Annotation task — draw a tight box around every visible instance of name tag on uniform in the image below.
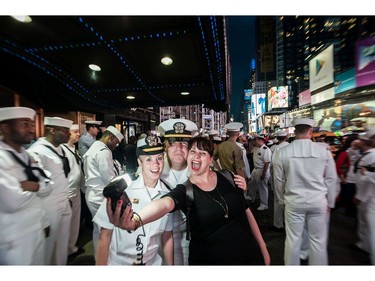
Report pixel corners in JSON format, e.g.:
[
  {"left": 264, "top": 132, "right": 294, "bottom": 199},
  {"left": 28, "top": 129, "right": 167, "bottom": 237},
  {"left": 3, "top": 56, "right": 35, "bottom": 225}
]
[{"left": 131, "top": 198, "right": 139, "bottom": 204}]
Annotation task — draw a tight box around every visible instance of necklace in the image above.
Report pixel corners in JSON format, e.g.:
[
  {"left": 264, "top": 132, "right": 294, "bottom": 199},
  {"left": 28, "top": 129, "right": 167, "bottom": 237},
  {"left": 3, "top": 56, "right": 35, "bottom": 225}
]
[{"left": 205, "top": 187, "right": 229, "bottom": 219}]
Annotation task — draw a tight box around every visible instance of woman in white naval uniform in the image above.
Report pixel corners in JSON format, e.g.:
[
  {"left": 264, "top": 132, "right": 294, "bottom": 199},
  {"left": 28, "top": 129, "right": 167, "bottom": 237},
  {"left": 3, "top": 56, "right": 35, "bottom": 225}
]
[
  {"left": 0, "top": 107, "right": 52, "bottom": 265},
  {"left": 94, "top": 136, "right": 174, "bottom": 265},
  {"left": 27, "top": 116, "right": 73, "bottom": 265},
  {"left": 158, "top": 118, "right": 198, "bottom": 265}
]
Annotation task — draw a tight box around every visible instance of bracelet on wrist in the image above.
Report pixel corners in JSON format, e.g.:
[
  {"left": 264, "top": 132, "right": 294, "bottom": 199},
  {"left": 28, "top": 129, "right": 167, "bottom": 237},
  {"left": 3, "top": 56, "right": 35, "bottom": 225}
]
[{"left": 127, "top": 213, "right": 142, "bottom": 233}]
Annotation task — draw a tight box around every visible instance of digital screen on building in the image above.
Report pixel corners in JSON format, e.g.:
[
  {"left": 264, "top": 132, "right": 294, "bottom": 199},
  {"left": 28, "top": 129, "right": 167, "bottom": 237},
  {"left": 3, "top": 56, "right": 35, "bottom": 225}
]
[
  {"left": 250, "top": 93, "right": 266, "bottom": 121},
  {"left": 267, "top": 86, "right": 289, "bottom": 111},
  {"left": 244, "top": 89, "right": 252, "bottom": 100}
]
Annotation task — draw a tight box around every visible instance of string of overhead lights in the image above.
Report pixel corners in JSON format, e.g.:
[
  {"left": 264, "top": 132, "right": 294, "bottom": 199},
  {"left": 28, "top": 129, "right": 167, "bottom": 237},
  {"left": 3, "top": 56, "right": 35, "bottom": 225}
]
[
  {"left": 78, "top": 16, "right": 165, "bottom": 104},
  {"left": 0, "top": 38, "right": 109, "bottom": 107}
]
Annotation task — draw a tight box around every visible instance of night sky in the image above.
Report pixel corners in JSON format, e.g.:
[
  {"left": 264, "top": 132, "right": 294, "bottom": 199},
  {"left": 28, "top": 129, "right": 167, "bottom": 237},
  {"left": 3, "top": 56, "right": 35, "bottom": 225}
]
[{"left": 227, "top": 16, "right": 255, "bottom": 121}]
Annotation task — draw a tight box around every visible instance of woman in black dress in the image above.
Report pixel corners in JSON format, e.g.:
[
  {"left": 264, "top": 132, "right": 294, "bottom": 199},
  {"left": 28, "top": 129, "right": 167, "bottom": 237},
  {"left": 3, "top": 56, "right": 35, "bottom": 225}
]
[{"left": 107, "top": 136, "right": 270, "bottom": 265}]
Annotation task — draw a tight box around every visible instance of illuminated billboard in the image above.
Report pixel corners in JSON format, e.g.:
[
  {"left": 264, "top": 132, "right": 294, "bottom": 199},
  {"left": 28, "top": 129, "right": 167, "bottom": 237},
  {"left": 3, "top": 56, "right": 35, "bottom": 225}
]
[
  {"left": 355, "top": 36, "right": 375, "bottom": 87},
  {"left": 267, "top": 86, "right": 289, "bottom": 111},
  {"left": 244, "top": 89, "right": 252, "bottom": 100},
  {"left": 250, "top": 93, "right": 266, "bottom": 121}
]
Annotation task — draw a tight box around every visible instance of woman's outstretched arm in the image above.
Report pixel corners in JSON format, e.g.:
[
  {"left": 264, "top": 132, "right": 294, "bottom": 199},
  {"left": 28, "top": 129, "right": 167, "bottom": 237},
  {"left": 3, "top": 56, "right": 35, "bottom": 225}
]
[{"left": 106, "top": 196, "right": 176, "bottom": 230}]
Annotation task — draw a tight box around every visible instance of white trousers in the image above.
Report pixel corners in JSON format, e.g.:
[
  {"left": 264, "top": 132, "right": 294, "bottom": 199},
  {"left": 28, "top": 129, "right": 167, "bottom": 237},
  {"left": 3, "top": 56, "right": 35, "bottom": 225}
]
[
  {"left": 43, "top": 198, "right": 72, "bottom": 265},
  {"left": 68, "top": 189, "right": 81, "bottom": 255},
  {"left": 366, "top": 196, "right": 375, "bottom": 265},
  {"left": 249, "top": 168, "right": 270, "bottom": 207},
  {"left": 356, "top": 202, "right": 370, "bottom": 251},
  {"left": 284, "top": 205, "right": 329, "bottom": 265},
  {"left": 0, "top": 228, "right": 45, "bottom": 265},
  {"left": 270, "top": 173, "right": 284, "bottom": 228}
]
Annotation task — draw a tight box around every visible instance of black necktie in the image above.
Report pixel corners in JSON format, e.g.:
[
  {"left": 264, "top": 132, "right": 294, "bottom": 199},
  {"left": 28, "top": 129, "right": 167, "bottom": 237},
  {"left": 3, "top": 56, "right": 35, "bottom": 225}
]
[
  {"left": 63, "top": 144, "right": 84, "bottom": 175},
  {"left": 43, "top": 145, "right": 71, "bottom": 178},
  {"left": 7, "top": 150, "right": 50, "bottom": 182}
]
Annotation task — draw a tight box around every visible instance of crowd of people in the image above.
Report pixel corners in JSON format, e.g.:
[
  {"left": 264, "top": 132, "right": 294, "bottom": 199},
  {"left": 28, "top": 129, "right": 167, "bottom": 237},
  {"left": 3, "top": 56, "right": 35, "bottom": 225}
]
[{"left": 1, "top": 105, "right": 375, "bottom": 266}]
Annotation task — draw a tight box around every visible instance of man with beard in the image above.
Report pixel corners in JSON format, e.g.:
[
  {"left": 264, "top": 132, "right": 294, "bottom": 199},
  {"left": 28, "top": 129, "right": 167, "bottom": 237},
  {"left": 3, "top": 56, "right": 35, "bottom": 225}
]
[{"left": 0, "top": 107, "right": 52, "bottom": 265}]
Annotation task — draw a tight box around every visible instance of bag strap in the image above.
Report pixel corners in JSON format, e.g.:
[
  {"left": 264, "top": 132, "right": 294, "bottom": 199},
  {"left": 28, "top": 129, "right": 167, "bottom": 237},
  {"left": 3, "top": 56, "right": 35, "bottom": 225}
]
[
  {"left": 160, "top": 178, "right": 173, "bottom": 191},
  {"left": 218, "top": 169, "right": 236, "bottom": 188},
  {"left": 184, "top": 179, "right": 194, "bottom": 241}
]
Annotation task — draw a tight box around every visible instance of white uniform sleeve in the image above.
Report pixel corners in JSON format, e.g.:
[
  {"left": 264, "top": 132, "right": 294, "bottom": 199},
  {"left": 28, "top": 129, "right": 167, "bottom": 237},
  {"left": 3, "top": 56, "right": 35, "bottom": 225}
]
[
  {"left": 324, "top": 150, "right": 339, "bottom": 208},
  {"left": 273, "top": 150, "right": 285, "bottom": 205},
  {"left": 97, "top": 149, "right": 116, "bottom": 186},
  {"left": 93, "top": 199, "right": 115, "bottom": 230}
]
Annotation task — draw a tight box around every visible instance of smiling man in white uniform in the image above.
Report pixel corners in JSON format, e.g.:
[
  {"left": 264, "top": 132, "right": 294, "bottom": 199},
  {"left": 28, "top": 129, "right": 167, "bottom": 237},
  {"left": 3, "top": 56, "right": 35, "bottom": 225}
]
[
  {"left": 273, "top": 118, "right": 338, "bottom": 265},
  {"left": 158, "top": 118, "right": 198, "bottom": 265}
]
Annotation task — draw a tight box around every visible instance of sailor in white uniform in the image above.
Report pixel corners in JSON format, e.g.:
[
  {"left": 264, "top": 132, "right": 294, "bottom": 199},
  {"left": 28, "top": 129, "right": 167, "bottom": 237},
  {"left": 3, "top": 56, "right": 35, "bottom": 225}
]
[
  {"left": 158, "top": 118, "right": 198, "bottom": 265},
  {"left": 273, "top": 118, "right": 339, "bottom": 265},
  {"left": 0, "top": 107, "right": 52, "bottom": 265},
  {"left": 83, "top": 125, "right": 124, "bottom": 257},
  {"left": 354, "top": 129, "right": 375, "bottom": 264},
  {"left": 28, "top": 116, "right": 74, "bottom": 265},
  {"left": 61, "top": 124, "right": 85, "bottom": 256},
  {"left": 270, "top": 130, "right": 289, "bottom": 231},
  {"left": 78, "top": 120, "right": 102, "bottom": 156},
  {"left": 94, "top": 135, "right": 173, "bottom": 265}
]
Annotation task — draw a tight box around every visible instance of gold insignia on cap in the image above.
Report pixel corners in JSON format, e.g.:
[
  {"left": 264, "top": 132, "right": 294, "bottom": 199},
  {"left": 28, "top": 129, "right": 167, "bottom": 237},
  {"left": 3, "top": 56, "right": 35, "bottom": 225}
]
[
  {"left": 131, "top": 198, "right": 139, "bottom": 204},
  {"left": 173, "top": 122, "right": 185, "bottom": 134},
  {"left": 145, "top": 136, "right": 159, "bottom": 147}
]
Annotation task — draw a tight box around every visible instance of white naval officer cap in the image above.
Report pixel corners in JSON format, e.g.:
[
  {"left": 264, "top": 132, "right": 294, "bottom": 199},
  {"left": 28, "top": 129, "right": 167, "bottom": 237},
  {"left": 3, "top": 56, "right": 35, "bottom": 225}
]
[
  {"left": 85, "top": 120, "right": 102, "bottom": 126},
  {"left": 158, "top": 118, "right": 198, "bottom": 140},
  {"left": 359, "top": 129, "right": 375, "bottom": 141},
  {"left": 44, "top": 116, "right": 73, "bottom": 128},
  {"left": 208, "top": 130, "right": 219, "bottom": 136},
  {"left": 105, "top": 125, "right": 124, "bottom": 142},
  {"left": 224, "top": 122, "right": 243, "bottom": 132},
  {"left": 0, "top": 106, "right": 35, "bottom": 122},
  {"left": 254, "top": 134, "right": 266, "bottom": 140},
  {"left": 70, "top": 124, "right": 80, "bottom": 131},
  {"left": 291, "top": 118, "right": 314, "bottom": 127},
  {"left": 275, "top": 130, "right": 288, "bottom": 137},
  {"left": 136, "top": 135, "right": 164, "bottom": 157}
]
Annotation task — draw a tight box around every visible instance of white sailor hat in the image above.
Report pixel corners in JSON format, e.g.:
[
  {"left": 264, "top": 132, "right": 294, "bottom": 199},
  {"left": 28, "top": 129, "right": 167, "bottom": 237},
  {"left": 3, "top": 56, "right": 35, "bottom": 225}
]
[
  {"left": 275, "top": 130, "right": 288, "bottom": 137},
  {"left": 70, "top": 124, "right": 80, "bottom": 131},
  {"left": 136, "top": 135, "right": 164, "bottom": 156},
  {"left": 208, "top": 130, "right": 219, "bottom": 136},
  {"left": 105, "top": 125, "right": 124, "bottom": 142},
  {"left": 267, "top": 140, "right": 273, "bottom": 146},
  {"left": 0, "top": 106, "right": 35, "bottom": 122},
  {"left": 85, "top": 120, "right": 102, "bottom": 126},
  {"left": 224, "top": 122, "right": 243, "bottom": 132},
  {"left": 213, "top": 136, "right": 222, "bottom": 143},
  {"left": 158, "top": 118, "right": 198, "bottom": 140},
  {"left": 291, "top": 118, "right": 314, "bottom": 127},
  {"left": 254, "top": 134, "right": 266, "bottom": 140},
  {"left": 359, "top": 129, "right": 375, "bottom": 141},
  {"left": 44, "top": 117, "right": 73, "bottom": 128}
]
